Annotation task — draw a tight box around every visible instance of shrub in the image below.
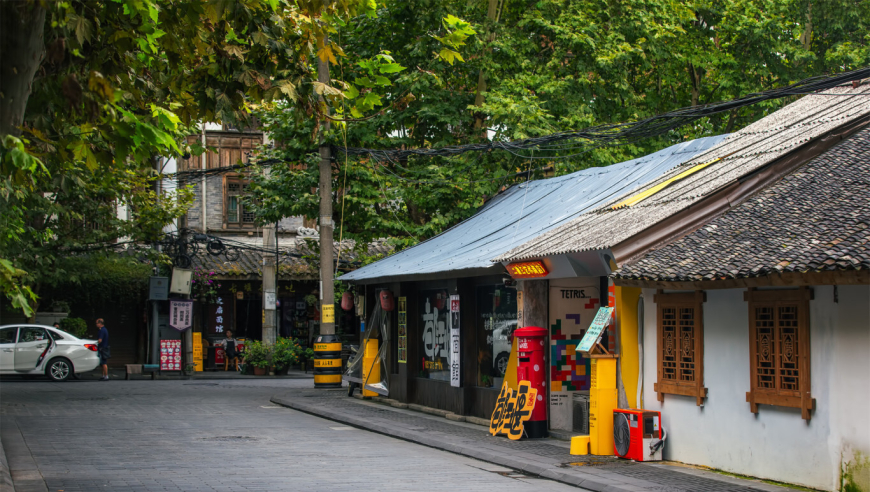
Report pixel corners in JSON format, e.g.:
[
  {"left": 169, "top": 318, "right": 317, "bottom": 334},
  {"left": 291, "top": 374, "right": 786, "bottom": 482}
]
[
  {"left": 59, "top": 317, "right": 88, "bottom": 339},
  {"left": 243, "top": 340, "right": 272, "bottom": 369}
]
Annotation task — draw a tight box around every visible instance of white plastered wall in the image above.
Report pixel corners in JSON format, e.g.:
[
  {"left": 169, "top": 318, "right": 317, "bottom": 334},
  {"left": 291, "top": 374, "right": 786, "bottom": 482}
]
[{"left": 640, "top": 285, "right": 870, "bottom": 491}]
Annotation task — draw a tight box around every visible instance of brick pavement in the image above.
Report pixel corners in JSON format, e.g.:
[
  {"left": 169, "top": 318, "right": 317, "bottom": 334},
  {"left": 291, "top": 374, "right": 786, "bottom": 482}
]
[
  {"left": 0, "top": 377, "right": 583, "bottom": 492},
  {"left": 271, "top": 389, "right": 801, "bottom": 492}
]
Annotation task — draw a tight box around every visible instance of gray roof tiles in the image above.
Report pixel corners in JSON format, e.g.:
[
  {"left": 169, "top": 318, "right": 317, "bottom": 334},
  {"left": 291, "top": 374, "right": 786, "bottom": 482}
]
[
  {"left": 495, "top": 83, "right": 870, "bottom": 262},
  {"left": 614, "top": 126, "right": 870, "bottom": 282}
]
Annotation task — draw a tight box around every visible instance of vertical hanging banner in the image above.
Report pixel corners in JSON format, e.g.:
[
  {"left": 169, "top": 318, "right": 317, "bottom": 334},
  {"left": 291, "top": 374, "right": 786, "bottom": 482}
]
[
  {"left": 169, "top": 300, "right": 193, "bottom": 331},
  {"left": 398, "top": 297, "right": 407, "bottom": 363},
  {"left": 449, "top": 295, "right": 461, "bottom": 387}
]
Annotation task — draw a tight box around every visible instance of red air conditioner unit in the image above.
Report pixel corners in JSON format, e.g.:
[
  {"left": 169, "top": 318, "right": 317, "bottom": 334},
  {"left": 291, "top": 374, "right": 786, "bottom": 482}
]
[{"left": 613, "top": 409, "right": 665, "bottom": 461}]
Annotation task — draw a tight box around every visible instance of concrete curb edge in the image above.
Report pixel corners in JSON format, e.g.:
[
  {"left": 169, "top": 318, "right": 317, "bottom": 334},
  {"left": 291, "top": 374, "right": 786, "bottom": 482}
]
[{"left": 0, "top": 425, "right": 13, "bottom": 491}]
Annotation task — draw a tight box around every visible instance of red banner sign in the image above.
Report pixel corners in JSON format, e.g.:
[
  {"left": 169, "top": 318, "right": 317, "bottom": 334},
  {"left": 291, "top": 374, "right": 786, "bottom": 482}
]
[{"left": 506, "top": 261, "right": 549, "bottom": 278}]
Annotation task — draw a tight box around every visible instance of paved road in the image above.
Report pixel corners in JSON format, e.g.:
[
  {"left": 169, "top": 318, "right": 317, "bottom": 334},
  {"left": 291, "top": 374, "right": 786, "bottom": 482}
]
[{"left": 0, "top": 377, "right": 583, "bottom": 492}]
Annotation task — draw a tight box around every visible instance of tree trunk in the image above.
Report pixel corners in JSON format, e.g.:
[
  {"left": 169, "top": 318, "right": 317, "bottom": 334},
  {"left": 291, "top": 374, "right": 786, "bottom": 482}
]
[
  {"left": 472, "top": 0, "right": 500, "bottom": 131},
  {"left": 0, "top": 1, "right": 46, "bottom": 137}
]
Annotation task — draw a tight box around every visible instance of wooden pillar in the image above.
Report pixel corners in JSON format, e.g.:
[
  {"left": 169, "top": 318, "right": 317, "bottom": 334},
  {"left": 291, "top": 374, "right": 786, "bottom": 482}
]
[{"left": 521, "top": 279, "right": 548, "bottom": 328}]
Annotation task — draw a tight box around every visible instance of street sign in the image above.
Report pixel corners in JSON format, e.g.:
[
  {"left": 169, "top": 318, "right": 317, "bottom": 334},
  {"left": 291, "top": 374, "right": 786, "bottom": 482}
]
[{"left": 149, "top": 276, "right": 168, "bottom": 300}]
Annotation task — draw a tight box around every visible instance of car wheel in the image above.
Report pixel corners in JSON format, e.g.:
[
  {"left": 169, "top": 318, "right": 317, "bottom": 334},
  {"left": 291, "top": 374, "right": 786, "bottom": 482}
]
[
  {"left": 495, "top": 352, "right": 510, "bottom": 377},
  {"left": 46, "top": 358, "right": 73, "bottom": 381}
]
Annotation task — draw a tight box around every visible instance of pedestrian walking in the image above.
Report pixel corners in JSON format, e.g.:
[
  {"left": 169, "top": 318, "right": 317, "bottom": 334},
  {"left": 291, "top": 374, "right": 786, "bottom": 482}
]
[
  {"left": 96, "top": 318, "right": 110, "bottom": 380},
  {"left": 218, "top": 330, "right": 239, "bottom": 371}
]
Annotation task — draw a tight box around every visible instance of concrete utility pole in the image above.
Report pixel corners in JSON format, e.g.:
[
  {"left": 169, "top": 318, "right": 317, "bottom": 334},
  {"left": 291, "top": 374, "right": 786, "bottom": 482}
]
[
  {"left": 262, "top": 224, "right": 277, "bottom": 345},
  {"left": 317, "top": 48, "right": 335, "bottom": 337}
]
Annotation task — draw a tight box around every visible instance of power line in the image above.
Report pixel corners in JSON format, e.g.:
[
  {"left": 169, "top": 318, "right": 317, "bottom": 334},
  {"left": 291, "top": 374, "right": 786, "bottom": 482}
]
[{"left": 332, "top": 68, "right": 870, "bottom": 161}]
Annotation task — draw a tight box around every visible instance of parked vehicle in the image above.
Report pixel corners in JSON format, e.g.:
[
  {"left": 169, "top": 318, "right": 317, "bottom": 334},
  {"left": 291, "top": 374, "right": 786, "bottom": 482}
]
[{"left": 0, "top": 324, "right": 100, "bottom": 381}]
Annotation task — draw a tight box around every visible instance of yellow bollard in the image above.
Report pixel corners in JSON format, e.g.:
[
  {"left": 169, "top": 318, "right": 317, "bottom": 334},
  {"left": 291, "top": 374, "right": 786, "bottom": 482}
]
[
  {"left": 570, "top": 435, "right": 590, "bottom": 455},
  {"left": 362, "top": 339, "right": 380, "bottom": 397}
]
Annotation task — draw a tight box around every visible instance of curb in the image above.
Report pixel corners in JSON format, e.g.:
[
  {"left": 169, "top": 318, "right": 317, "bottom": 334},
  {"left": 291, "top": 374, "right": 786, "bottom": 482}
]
[
  {"left": 0, "top": 428, "right": 12, "bottom": 492},
  {"left": 271, "top": 394, "right": 629, "bottom": 492}
]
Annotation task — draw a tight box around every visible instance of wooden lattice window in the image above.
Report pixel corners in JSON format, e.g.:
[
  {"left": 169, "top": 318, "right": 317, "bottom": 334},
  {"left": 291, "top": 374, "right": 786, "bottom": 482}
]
[
  {"left": 654, "top": 290, "right": 707, "bottom": 405},
  {"left": 744, "top": 287, "right": 815, "bottom": 420},
  {"left": 224, "top": 178, "right": 255, "bottom": 229}
]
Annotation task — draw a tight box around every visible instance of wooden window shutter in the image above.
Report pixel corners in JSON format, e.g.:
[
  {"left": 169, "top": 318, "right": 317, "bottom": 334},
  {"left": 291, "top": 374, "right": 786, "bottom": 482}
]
[
  {"left": 653, "top": 290, "right": 708, "bottom": 405},
  {"left": 744, "top": 287, "right": 815, "bottom": 420}
]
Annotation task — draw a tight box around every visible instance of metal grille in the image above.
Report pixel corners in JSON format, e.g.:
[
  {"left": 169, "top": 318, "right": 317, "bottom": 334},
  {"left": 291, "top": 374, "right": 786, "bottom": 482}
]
[
  {"left": 754, "top": 306, "right": 776, "bottom": 389},
  {"left": 661, "top": 307, "right": 677, "bottom": 380},
  {"left": 778, "top": 305, "right": 800, "bottom": 391}
]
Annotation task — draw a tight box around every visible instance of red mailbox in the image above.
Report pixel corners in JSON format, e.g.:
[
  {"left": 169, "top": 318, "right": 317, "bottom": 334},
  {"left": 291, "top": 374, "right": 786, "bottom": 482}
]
[{"left": 515, "top": 326, "right": 548, "bottom": 438}]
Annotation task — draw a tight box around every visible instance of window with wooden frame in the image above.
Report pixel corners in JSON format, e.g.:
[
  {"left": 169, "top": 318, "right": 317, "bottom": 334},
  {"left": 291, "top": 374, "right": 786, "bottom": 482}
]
[
  {"left": 653, "top": 290, "right": 708, "bottom": 405},
  {"left": 224, "top": 177, "right": 255, "bottom": 229},
  {"left": 744, "top": 287, "right": 815, "bottom": 420}
]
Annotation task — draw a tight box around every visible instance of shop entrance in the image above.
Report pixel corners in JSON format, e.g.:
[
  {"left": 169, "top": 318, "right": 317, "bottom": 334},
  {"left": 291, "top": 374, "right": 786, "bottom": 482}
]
[{"left": 234, "top": 299, "right": 262, "bottom": 340}]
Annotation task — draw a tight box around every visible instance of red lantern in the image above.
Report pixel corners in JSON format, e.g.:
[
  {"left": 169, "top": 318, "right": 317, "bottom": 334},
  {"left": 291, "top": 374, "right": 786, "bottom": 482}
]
[
  {"left": 379, "top": 290, "right": 395, "bottom": 312},
  {"left": 341, "top": 291, "right": 354, "bottom": 311}
]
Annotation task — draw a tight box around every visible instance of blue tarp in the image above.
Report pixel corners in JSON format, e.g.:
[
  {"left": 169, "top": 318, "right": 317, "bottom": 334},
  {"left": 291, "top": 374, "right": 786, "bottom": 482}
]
[{"left": 341, "top": 135, "right": 727, "bottom": 281}]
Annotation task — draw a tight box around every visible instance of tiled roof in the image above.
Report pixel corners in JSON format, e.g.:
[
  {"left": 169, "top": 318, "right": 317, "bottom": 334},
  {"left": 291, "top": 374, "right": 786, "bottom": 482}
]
[
  {"left": 191, "top": 238, "right": 392, "bottom": 278},
  {"left": 495, "top": 83, "right": 870, "bottom": 262},
  {"left": 614, "top": 126, "right": 870, "bottom": 282}
]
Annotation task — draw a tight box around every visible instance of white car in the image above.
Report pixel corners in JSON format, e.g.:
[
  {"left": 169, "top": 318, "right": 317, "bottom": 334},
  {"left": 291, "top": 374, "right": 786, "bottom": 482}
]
[{"left": 0, "top": 324, "right": 101, "bottom": 381}]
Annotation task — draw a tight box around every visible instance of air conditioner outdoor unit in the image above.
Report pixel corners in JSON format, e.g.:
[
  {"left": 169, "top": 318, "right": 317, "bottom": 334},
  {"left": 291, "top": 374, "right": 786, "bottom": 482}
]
[{"left": 613, "top": 409, "right": 665, "bottom": 461}]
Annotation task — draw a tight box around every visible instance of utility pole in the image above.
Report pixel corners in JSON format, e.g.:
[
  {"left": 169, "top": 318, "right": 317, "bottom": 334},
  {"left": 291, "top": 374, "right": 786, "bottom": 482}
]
[
  {"left": 312, "top": 36, "right": 341, "bottom": 389},
  {"left": 317, "top": 51, "right": 335, "bottom": 336},
  {"left": 262, "top": 224, "right": 277, "bottom": 345}
]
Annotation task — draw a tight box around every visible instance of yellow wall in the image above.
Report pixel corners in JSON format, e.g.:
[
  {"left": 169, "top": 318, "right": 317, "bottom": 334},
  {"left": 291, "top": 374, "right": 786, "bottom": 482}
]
[{"left": 615, "top": 286, "right": 642, "bottom": 409}]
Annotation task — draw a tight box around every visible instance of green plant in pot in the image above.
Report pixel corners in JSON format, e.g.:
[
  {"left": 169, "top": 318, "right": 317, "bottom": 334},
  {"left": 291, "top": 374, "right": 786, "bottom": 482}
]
[
  {"left": 272, "top": 337, "right": 302, "bottom": 375},
  {"left": 243, "top": 340, "right": 273, "bottom": 376}
]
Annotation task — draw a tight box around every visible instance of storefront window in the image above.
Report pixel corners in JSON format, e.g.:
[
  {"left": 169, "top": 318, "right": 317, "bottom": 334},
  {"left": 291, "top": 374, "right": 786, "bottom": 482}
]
[
  {"left": 418, "top": 289, "right": 450, "bottom": 381},
  {"left": 477, "top": 285, "right": 517, "bottom": 388}
]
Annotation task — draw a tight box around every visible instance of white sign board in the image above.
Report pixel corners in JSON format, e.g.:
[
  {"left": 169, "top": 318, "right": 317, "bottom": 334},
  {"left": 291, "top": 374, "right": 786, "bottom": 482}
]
[
  {"left": 577, "top": 307, "right": 614, "bottom": 353},
  {"left": 169, "top": 300, "right": 193, "bottom": 331},
  {"left": 449, "top": 295, "right": 461, "bottom": 387},
  {"left": 264, "top": 292, "right": 276, "bottom": 311}
]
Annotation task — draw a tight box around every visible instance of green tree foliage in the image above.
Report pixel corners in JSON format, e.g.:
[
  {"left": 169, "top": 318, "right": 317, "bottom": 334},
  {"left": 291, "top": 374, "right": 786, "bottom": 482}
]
[
  {"left": 249, "top": 0, "right": 869, "bottom": 252},
  {"left": 0, "top": 0, "right": 383, "bottom": 314}
]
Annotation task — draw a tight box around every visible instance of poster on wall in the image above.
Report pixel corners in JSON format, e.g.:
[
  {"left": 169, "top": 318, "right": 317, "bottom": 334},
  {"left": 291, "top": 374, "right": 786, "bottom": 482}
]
[
  {"left": 420, "top": 290, "right": 450, "bottom": 381},
  {"left": 398, "top": 297, "right": 407, "bottom": 363},
  {"left": 449, "top": 295, "right": 460, "bottom": 387},
  {"left": 160, "top": 339, "right": 182, "bottom": 371},
  {"left": 169, "top": 300, "right": 193, "bottom": 331},
  {"left": 548, "top": 281, "right": 601, "bottom": 431}
]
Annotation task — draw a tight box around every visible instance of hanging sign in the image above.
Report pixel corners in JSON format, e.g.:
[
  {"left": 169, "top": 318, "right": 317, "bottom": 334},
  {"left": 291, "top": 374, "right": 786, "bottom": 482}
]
[
  {"left": 398, "top": 297, "right": 407, "bottom": 363},
  {"left": 169, "top": 300, "right": 194, "bottom": 331},
  {"left": 489, "top": 381, "right": 538, "bottom": 440},
  {"left": 449, "top": 295, "right": 460, "bottom": 387},
  {"left": 577, "top": 306, "right": 614, "bottom": 353}
]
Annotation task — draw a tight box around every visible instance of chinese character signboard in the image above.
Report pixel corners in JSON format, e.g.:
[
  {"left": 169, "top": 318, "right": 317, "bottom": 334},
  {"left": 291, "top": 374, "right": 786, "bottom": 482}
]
[
  {"left": 160, "top": 339, "right": 182, "bottom": 371},
  {"left": 192, "top": 332, "right": 203, "bottom": 372},
  {"left": 449, "top": 295, "right": 460, "bottom": 387},
  {"left": 398, "top": 297, "right": 407, "bottom": 363},
  {"left": 419, "top": 290, "right": 450, "bottom": 381},
  {"left": 169, "top": 300, "right": 193, "bottom": 331},
  {"left": 489, "top": 381, "right": 538, "bottom": 440},
  {"left": 208, "top": 297, "right": 232, "bottom": 335},
  {"left": 506, "top": 261, "right": 549, "bottom": 278},
  {"left": 577, "top": 306, "right": 614, "bottom": 353}
]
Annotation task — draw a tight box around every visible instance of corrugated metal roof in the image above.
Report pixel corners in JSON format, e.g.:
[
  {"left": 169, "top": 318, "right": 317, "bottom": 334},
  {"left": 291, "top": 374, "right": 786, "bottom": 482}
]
[
  {"left": 496, "top": 83, "right": 870, "bottom": 262},
  {"left": 340, "top": 135, "right": 728, "bottom": 281}
]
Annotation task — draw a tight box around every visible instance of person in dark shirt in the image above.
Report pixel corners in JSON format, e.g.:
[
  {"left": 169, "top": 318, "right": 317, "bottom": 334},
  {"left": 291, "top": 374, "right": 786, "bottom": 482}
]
[{"left": 96, "top": 318, "right": 109, "bottom": 380}]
